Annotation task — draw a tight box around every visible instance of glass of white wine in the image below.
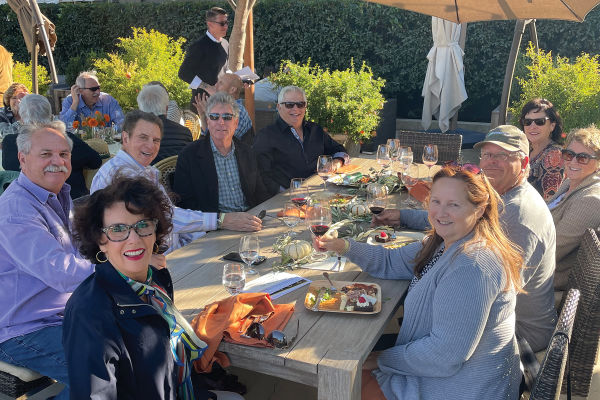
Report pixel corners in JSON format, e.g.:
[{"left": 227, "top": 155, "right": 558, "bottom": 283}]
[
  {"left": 222, "top": 263, "right": 246, "bottom": 295},
  {"left": 239, "top": 235, "right": 260, "bottom": 275}
]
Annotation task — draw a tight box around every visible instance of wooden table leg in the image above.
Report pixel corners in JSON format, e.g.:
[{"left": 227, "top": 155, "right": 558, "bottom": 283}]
[{"left": 318, "top": 351, "right": 361, "bottom": 400}]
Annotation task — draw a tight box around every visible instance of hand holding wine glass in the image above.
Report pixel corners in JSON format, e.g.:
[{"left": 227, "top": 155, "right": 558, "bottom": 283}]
[
  {"left": 306, "top": 203, "right": 332, "bottom": 260},
  {"left": 422, "top": 144, "right": 438, "bottom": 179},
  {"left": 366, "top": 183, "right": 388, "bottom": 215},
  {"left": 239, "top": 235, "right": 260, "bottom": 275},
  {"left": 222, "top": 263, "right": 246, "bottom": 295},
  {"left": 290, "top": 178, "right": 309, "bottom": 208},
  {"left": 316, "top": 155, "right": 333, "bottom": 191}
]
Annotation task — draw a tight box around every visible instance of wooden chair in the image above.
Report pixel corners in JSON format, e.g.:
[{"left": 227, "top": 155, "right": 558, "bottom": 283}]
[
  {"left": 528, "top": 289, "right": 580, "bottom": 400},
  {"left": 182, "top": 110, "right": 202, "bottom": 141},
  {"left": 556, "top": 228, "right": 600, "bottom": 397},
  {"left": 0, "top": 361, "right": 64, "bottom": 399},
  {"left": 396, "top": 131, "right": 463, "bottom": 164},
  {"left": 154, "top": 155, "right": 178, "bottom": 200}
]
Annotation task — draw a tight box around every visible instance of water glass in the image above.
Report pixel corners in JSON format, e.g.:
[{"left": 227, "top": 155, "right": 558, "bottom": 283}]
[
  {"left": 239, "top": 235, "right": 260, "bottom": 275},
  {"left": 376, "top": 144, "right": 391, "bottom": 173},
  {"left": 282, "top": 201, "right": 301, "bottom": 237},
  {"left": 222, "top": 263, "right": 246, "bottom": 295},
  {"left": 316, "top": 155, "right": 333, "bottom": 191}
]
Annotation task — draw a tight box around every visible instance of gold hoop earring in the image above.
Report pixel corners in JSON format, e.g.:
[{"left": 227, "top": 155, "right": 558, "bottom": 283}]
[
  {"left": 153, "top": 243, "right": 159, "bottom": 254},
  {"left": 96, "top": 251, "right": 108, "bottom": 263}
]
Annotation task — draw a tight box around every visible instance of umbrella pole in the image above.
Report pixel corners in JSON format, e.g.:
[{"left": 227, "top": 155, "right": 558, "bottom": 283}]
[
  {"left": 31, "top": 27, "right": 38, "bottom": 94},
  {"left": 243, "top": 9, "right": 255, "bottom": 129},
  {"left": 29, "top": 0, "right": 58, "bottom": 85},
  {"left": 499, "top": 20, "right": 529, "bottom": 126}
]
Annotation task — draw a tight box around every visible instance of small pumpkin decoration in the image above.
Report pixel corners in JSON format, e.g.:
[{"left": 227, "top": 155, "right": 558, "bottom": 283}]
[
  {"left": 283, "top": 240, "right": 312, "bottom": 260},
  {"left": 349, "top": 203, "right": 369, "bottom": 216}
]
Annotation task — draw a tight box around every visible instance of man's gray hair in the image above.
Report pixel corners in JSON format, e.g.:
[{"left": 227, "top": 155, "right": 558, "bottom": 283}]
[
  {"left": 19, "top": 94, "right": 52, "bottom": 124},
  {"left": 278, "top": 85, "right": 307, "bottom": 104},
  {"left": 17, "top": 121, "right": 73, "bottom": 154},
  {"left": 206, "top": 92, "right": 239, "bottom": 119},
  {"left": 75, "top": 71, "right": 98, "bottom": 88},
  {"left": 137, "top": 84, "right": 169, "bottom": 116}
]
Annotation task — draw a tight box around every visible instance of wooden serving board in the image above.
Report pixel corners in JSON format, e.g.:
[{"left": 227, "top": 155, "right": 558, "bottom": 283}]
[{"left": 303, "top": 280, "right": 382, "bottom": 315}]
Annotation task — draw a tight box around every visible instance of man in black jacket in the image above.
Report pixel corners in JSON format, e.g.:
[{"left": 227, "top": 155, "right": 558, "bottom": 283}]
[
  {"left": 178, "top": 7, "right": 229, "bottom": 110},
  {"left": 173, "top": 92, "right": 271, "bottom": 219},
  {"left": 137, "top": 84, "right": 193, "bottom": 164}
]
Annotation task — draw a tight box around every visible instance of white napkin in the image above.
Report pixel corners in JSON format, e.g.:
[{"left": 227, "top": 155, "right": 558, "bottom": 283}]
[{"left": 298, "top": 256, "right": 346, "bottom": 271}]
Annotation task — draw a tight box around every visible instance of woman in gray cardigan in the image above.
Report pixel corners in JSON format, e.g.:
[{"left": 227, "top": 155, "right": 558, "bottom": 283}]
[
  {"left": 317, "top": 166, "right": 523, "bottom": 400},
  {"left": 547, "top": 125, "right": 600, "bottom": 290}
]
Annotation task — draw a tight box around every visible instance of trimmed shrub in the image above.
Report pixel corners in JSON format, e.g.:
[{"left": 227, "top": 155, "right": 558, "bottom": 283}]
[{"left": 12, "top": 61, "right": 50, "bottom": 95}]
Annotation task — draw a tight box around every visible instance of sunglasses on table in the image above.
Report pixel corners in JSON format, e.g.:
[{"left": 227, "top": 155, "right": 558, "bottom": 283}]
[
  {"left": 83, "top": 86, "right": 101, "bottom": 92},
  {"left": 522, "top": 117, "right": 550, "bottom": 126},
  {"left": 208, "top": 113, "right": 234, "bottom": 121},
  {"left": 102, "top": 219, "right": 158, "bottom": 242},
  {"left": 279, "top": 101, "right": 307, "bottom": 109},
  {"left": 243, "top": 319, "right": 300, "bottom": 349},
  {"left": 561, "top": 149, "right": 598, "bottom": 165},
  {"left": 209, "top": 20, "right": 229, "bottom": 26}
]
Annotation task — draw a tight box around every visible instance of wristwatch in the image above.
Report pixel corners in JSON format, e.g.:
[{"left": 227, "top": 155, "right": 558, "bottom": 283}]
[{"left": 217, "top": 212, "right": 226, "bottom": 229}]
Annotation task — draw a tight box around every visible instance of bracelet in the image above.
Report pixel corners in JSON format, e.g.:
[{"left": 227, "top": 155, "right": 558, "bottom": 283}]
[
  {"left": 217, "top": 212, "right": 226, "bottom": 229},
  {"left": 339, "top": 239, "right": 350, "bottom": 255}
]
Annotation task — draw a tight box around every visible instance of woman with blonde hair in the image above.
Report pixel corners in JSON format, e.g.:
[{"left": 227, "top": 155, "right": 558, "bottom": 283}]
[{"left": 317, "top": 165, "right": 523, "bottom": 400}]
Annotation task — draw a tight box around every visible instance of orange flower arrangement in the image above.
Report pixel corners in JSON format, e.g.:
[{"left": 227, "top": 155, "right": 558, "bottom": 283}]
[
  {"left": 72, "top": 121, "right": 80, "bottom": 129},
  {"left": 75, "top": 112, "right": 111, "bottom": 140}
]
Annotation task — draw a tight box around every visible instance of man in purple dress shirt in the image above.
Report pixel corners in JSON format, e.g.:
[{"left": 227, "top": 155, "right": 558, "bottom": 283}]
[
  {"left": 0, "top": 121, "right": 94, "bottom": 398},
  {"left": 59, "top": 70, "right": 125, "bottom": 131}
]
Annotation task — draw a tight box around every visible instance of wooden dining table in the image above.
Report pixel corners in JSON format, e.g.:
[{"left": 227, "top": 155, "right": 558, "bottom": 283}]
[{"left": 168, "top": 158, "right": 431, "bottom": 400}]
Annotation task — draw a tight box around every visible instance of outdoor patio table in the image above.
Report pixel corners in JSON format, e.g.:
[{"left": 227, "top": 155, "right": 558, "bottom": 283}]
[{"left": 168, "top": 157, "right": 430, "bottom": 400}]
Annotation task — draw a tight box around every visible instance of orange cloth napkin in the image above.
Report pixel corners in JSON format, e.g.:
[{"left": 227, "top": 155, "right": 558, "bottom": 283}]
[
  {"left": 191, "top": 292, "right": 295, "bottom": 373},
  {"left": 277, "top": 206, "right": 306, "bottom": 219},
  {"left": 335, "top": 164, "right": 360, "bottom": 173},
  {"left": 408, "top": 180, "right": 431, "bottom": 203}
]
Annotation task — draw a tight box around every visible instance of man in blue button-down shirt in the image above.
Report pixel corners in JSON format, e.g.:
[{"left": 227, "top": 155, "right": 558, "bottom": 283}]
[
  {"left": 0, "top": 121, "right": 95, "bottom": 398},
  {"left": 59, "top": 71, "right": 125, "bottom": 131}
]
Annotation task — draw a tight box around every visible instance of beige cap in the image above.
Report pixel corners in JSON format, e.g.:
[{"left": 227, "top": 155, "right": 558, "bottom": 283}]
[{"left": 473, "top": 125, "right": 529, "bottom": 154}]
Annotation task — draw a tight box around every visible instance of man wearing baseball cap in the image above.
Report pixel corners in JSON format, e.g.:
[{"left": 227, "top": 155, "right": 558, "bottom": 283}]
[{"left": 375, "top": 125, "right": 557, "bottom": 353}]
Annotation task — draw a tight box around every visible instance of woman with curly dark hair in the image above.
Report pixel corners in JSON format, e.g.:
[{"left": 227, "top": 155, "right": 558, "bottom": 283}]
[
  {"left": 63, "top": 174, "right": 243, "bottom": 400},
  {"left": 519, "top": 98, "right": 565, "bottom": 200}
]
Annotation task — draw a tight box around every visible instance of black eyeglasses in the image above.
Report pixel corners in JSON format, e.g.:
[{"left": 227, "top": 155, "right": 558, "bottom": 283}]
[
  {"left": 561, "top": 149, "right": 598, "bottom": 165},
  {"left": 83, "top": 86, "right": 101, "bottom": 92},
  {"left": 209, "top": 20, "right": 229, "bottom": 26},
  {"left": 279, "top": 101, "right": 306, "bottom": 109},
  {"left": 102, "top": 219, "right": 158, "bottom": 242},
  {"left": 208, "top": 113, "right": 234, "bottom": 121},
  {"left": 522, "top": 117, "right": 550, "bottom": 126}
]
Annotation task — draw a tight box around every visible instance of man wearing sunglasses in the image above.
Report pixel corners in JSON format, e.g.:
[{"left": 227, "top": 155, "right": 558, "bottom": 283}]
[
  {"left": 374, "top": 125, "right": 557, "bottom": 353},
  {"left": 254, "top": 85, "right": 349, "bottom": 194},
  {"left": 173, "top": 92, "right": 270, "bottom": 231},
  {"left": 59, "top": 71, "right": 125, "bottom": 131},
  {"left": 178, "top": 7, "right": 230, "bottom": 110}
]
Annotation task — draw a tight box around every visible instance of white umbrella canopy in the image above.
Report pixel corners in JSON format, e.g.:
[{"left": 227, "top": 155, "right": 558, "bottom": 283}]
[
  {"left": 365, "top": 0, "right": 600, "bottom": 23},
  {"left": 421, "top": 17, "right": 467, "bottom": 132}
]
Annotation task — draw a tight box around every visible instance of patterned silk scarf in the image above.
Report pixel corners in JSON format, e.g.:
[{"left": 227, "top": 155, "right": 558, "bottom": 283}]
[{"left": 119, "top": 268, "right": 208, "bottom": 400}]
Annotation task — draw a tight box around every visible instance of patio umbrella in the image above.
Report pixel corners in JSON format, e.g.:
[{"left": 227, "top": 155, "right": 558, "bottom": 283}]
[
  {"left": 7, "top": 0, "right": 56, "bottom": 56},
  {"left": 365, "top": 0, "right": 600, "bottom": 23},
  {"left": 421, "top": 17, "right": 467, "bottom": 132}
]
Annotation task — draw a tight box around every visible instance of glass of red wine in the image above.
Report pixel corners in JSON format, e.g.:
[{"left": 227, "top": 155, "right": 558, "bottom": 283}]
[
  {"left": 289, "top": 178, "right": 309, "bottom": 209},
  {"left": 306, "top": 203, "right": 332, "bottom": 262},
  {"left": 366, "top": 183, "right": 388, "bottom": 216}
]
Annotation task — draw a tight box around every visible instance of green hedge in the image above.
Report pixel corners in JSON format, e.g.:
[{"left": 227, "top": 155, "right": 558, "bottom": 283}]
[{"left": 1, "top": 0, "right": 599, "bottom": 121}]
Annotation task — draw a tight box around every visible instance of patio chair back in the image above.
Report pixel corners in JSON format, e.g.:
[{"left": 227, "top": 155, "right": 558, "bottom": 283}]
[
  {"left": 154, "top": 155, "right": 178, "bottom": 202},
  {"left": 396, "top": 131, "right": 462, "bottom": 164},
  {"left": 529, "top": 288, "right": 580, "bottom": 400},
  {"left": 182, "top": 110, "right": 202, "bottom": 141},
  {"left": 557, "top": 227, "right": 600, "bottom": 397}
]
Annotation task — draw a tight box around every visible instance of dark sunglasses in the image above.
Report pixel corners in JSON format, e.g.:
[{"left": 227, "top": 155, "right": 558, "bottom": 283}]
[
  {"left": 209, "top": 20, "right": 229, "bottom": 26},
  {"left": 208, "top": 112, "right": 234, "bottom": 121},
  {"left": 522, "top": 117, "right": 550, "bottom": 126},
  {"left": 83, "top": 86, "right": 101, "bottom": 92},
  {"left": 443, "top": 161, "right": 482, "bottom": 175},
  {"left": 243, "top": 320, "right": 300, "bottom": 349},
  {"left": 279, "top": 101, "right": 306, "bottom": 109},
  {"left": 561, "top": 149, "right": 598, "bottom": 165}
]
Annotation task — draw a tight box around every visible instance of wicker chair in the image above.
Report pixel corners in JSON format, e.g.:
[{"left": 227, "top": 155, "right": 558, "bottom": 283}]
[
  {"left": 0, "top": 361, "right": 63, "bottom": 399},
  {"left": 182, "top": 109, "right": 202, "bottom": 141},
  {"left": 529, "top": 288, "right": 580, "bottom": 400},
  {"left": 396, "top": 131, "right": 463, "bottom": 164},
  {"left": 154, "top": 155, "right": 178, "bottom": 201},
  {"left": 556, "top": 228, "right": 600, "bottom": 397}
]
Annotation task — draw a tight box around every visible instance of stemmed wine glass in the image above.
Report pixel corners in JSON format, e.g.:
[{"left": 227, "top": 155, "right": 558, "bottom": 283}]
[
  {"left": 401, "top": 163, "right": 420, "bottom": 208},
  {"left": 306, "top": 203, "right": 332, "bottom": 261},
  {"left": 386, "top": 139, "right": 400, "bottom": 170},
  {"left": 397, "top": 146, "right": 413, "bottom": 176},
  {"left": 376, "top": 144, "right": 391, "bottom": 175},
  {"left": 366, "top": 183, "right": 388, "bottom": 216},
  {"left": 281, "top": 201, "right": 301, "bottom": 237},
  {"left": 222, "top": 263, "right": 246, "bottom": 295},
  {"left": 316, "top": 155, "right": 333, "bottom": 191},
  {"left": 422, "top": 144, "right": 438, "bottom": 180},
  {"left": 289, "top": 178, "right": 309, "bottom": 209},
  {"left": 239, "top": 235, "right": 260, "bottom": 275}
]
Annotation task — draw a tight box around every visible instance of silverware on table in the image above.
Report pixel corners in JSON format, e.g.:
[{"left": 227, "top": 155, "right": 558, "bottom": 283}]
[{"left": 322, "top": 272, "right": 337, "bottom": 292}]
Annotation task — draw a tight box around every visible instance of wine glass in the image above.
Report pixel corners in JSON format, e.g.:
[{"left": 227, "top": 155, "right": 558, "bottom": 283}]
[
  {"left": 397, "top": 146, "right": 413, "bottom": 175},
  {"left": 366, "top": 183, "right": 388, "bottom": 216},
  {"left": 401, "top": 163, "right": 420, "bottom": 208},
  {"left": 239, "top": 235, "right": 260, "bottom": 275},
  {"left": 316, "top": 155, "right": 333, "bottom": 191},
  {"left": 306, "top": 203, "right": 332, "bottom": 261},
  {"left": 386, "top": 139, "right": 400, "bottom": 169},
  {"left": 289, "top": 178, "right": 309, "bottom": 209},
  {"left": 222, "top": 263, "right": 246, "bottom": 295},
  {"left": 422, "top": 144, "right": 438, "bottom": 180},
  {"left": 376, "top": 144, "right": 391, "bottom": 175},
  {"left": 281, "top": 201, "right": 301, "bottom": 237}
]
